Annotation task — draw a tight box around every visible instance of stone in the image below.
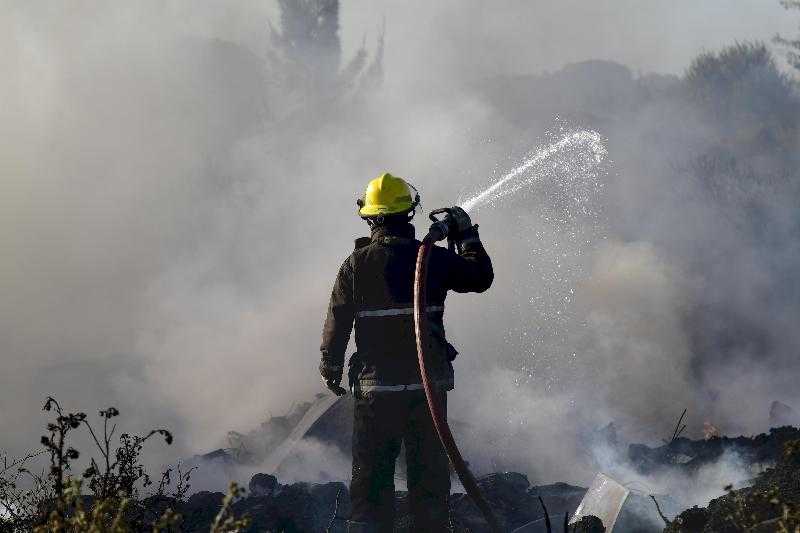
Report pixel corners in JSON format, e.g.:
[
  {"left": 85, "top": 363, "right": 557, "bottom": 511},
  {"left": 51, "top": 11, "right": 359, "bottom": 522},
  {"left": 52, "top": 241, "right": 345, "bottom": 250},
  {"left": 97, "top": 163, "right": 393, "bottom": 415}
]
[{"left": 249, "top": 473, "right": 278, "bottom": 497}]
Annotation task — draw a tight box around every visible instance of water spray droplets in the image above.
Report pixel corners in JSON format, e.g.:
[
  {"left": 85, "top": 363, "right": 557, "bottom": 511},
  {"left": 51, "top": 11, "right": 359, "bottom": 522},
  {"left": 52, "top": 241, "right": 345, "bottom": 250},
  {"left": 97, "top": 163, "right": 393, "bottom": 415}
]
[
  {"left": 460, "top": 129, "right": 609, "bottom": 213},
  {"left": 460, "top": 125, "right": 611, "bottom": 390}
]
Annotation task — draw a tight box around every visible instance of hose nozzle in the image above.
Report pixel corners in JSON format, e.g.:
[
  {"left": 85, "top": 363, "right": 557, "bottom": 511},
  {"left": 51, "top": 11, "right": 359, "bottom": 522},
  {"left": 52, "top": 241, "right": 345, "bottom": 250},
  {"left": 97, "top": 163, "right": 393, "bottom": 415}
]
[{"left": 428, "top": 208, "right": 455, "bottom": 242}]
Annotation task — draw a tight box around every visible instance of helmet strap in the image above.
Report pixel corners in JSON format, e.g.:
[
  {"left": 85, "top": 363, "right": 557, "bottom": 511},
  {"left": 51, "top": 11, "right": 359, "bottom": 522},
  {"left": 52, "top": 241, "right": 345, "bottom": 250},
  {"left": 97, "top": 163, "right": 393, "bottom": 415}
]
[{"left": 365, "top": 211, "right": 417, "bottom": 229}]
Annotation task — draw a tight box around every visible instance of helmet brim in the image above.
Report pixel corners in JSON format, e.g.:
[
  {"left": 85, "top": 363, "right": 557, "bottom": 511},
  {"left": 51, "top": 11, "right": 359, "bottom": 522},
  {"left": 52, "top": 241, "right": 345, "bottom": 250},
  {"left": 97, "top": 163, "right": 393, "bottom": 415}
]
[{"left": 358, "top": 205, "right": 414, "bottom": 218}]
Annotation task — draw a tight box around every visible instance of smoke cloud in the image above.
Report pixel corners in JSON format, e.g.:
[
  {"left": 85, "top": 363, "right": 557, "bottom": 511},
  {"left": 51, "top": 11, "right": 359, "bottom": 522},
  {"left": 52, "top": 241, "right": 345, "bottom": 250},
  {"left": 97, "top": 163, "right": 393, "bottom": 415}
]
[{"left": 2, "top": 1, "right": 798, "bottom": 508}]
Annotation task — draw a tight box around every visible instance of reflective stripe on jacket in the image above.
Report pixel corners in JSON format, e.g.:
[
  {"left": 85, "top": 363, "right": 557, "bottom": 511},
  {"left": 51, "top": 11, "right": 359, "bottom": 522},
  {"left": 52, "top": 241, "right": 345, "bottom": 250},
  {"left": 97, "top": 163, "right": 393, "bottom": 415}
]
[{"left": 356, "top": 305, "right": 444, "bottom": 318}]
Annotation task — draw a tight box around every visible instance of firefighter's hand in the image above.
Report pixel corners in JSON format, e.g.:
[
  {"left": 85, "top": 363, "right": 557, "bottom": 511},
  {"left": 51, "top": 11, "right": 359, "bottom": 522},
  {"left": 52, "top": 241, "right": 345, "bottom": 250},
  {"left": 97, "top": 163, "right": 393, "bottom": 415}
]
[
  {"left": 319, "top": 361, "right": 347, "bottom": 396},
  {"left": 450, "top": 206, "right": 480, "bottom": 245},
  {"left": 449, "top": 206, "right": 473, "bottom": 236}
]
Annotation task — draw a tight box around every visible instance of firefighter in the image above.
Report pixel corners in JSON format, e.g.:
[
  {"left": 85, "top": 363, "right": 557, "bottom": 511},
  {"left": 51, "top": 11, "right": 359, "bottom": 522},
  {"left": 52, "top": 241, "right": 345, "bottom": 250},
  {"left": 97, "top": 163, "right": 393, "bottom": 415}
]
[{"left": 320, "top": 173, "right": 493, "bottom": 532}]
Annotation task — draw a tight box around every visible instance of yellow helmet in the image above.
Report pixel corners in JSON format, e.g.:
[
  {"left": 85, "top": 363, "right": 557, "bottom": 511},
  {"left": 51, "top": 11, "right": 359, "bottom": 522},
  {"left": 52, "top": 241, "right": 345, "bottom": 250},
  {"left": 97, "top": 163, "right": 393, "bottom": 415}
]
[{"left": 357, "top": 172, "right": 420, "bottom": 218}]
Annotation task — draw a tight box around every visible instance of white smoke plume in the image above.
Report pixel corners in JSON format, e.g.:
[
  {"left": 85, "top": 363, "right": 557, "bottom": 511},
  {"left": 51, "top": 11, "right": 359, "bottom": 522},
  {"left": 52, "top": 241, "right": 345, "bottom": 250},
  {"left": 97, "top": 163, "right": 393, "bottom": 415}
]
[{"left": 2, "top": 3, "right": 798, "bottom": 513}]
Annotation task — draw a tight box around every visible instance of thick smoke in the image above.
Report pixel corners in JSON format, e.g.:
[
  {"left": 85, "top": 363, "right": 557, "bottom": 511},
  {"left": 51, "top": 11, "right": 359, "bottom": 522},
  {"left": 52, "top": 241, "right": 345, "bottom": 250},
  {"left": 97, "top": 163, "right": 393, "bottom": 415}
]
[{"left": 2, "top": 1, "right": 798, "bottom": 505}]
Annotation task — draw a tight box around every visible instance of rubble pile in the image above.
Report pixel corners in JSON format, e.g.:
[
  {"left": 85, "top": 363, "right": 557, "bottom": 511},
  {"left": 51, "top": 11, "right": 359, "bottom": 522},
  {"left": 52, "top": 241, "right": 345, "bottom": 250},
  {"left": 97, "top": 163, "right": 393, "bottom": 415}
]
[
  {"left": 629, "top": 426, "right": 800, "bottom": 475},
  {"left": 167, "top": 471, "right": 682, "bottom": 531},
  {"left": 221, "top": 395, "right": 353, "bottom": 465},
  {"left": 450, "top": 473, "right": 585, "bottom": 531},
  {"left": 185, "top": 396, "right": 800, "bottom": 530},
  {"left": 165, "top": 471, "right": 586, "bottom": 532},
  {"left": 665, "top": 438, "right": 800, "bottom": 532}
]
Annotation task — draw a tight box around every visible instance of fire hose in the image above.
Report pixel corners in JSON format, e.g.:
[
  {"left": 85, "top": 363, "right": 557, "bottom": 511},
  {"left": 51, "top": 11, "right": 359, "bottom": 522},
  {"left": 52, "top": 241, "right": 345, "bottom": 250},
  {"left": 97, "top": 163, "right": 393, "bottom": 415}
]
[{"left": 413, "top": 208, "right": 502, "bottom": 533}]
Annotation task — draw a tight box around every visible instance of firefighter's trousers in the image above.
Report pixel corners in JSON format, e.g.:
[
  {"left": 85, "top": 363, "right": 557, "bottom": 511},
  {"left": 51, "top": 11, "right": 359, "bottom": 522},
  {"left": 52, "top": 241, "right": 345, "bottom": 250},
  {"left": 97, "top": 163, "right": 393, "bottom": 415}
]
[{"left": 349, "top": 389, "right": 450, "bottom": 532}]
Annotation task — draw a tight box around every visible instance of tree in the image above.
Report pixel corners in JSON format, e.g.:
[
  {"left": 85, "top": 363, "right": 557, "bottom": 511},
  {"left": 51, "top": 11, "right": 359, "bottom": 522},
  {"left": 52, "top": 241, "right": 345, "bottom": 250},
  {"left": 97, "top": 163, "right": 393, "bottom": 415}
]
[
  {"left": 269, "top": 0, "right": 342, "bottom": 86},
  {"left": 774, "top": 0, "right": 800, "bottom": 72},
  {"left": 684, "top": 42, "right": 798, "bottom": 146},
  {"left": 265, "top": 0, "right": 384, "bottom": 122}
]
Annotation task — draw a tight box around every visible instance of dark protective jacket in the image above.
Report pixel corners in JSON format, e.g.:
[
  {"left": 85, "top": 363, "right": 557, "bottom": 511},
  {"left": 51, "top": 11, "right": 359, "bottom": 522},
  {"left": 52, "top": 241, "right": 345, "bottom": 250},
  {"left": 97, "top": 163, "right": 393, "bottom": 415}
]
[{"left": 320, "top": 223, "right": 493, "bottom": 392}]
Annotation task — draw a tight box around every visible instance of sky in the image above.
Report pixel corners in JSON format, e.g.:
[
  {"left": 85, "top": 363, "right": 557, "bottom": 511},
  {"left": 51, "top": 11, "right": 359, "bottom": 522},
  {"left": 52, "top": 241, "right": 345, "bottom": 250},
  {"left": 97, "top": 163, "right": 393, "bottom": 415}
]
[{"left": 342, "top": 0, "right": 796, "bottom": 82}]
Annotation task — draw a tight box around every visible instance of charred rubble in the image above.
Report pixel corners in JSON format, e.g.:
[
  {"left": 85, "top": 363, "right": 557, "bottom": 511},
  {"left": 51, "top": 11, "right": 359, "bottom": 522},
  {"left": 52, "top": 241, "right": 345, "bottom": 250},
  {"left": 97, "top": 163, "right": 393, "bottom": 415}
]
[
  {"left": 629, "top": 426, "right": 800, "bottom": 476},
  {"left": 665, "top": 437, "right": 800, "bottom": 532},
  {"left": 156, "top": 471, "right": 587, "bottom": 532},
  {"left": 180, "top": 396, "right": 800, "bottom": 532}
]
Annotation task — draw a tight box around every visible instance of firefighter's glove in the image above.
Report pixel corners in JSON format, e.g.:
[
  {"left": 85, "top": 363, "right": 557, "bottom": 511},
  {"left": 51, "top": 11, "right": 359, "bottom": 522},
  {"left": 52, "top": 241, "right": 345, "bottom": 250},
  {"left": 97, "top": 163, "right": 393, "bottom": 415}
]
[
  {"left": 319, "top": 361, "right": 347, "bottom": 396},
  {"left": 449, "top": 206, "right": 481, "bottom": 246},
  {"left": 449, "top": 206, "right": 472, "bottom": 235}
]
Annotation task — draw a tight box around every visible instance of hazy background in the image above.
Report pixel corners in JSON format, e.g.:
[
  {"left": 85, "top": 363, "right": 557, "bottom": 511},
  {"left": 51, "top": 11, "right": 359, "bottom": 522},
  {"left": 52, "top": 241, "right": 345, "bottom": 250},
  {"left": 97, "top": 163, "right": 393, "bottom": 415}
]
[{"left": 2, "top": 0, "right": 798, "bottom": 493}]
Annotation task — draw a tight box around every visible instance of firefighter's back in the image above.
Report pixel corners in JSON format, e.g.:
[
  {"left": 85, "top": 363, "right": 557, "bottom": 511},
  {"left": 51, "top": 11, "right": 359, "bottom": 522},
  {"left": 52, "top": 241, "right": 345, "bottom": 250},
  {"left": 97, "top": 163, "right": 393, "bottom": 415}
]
[{"left": 350, "top": 227, "right": 451, "bottom": 391}]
